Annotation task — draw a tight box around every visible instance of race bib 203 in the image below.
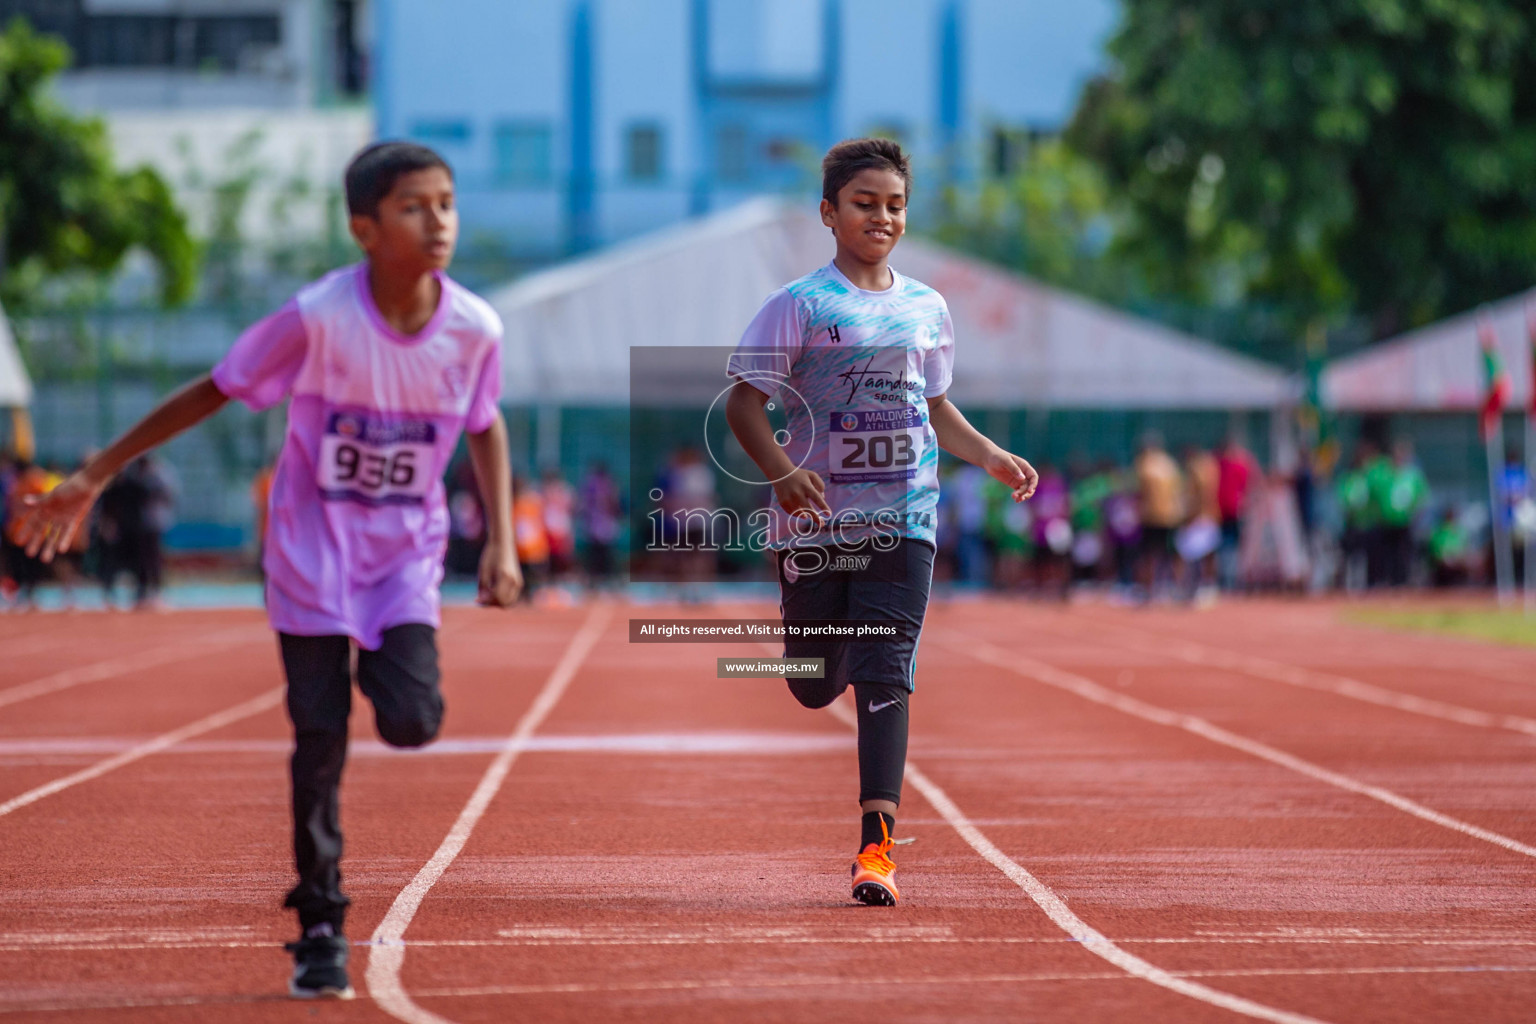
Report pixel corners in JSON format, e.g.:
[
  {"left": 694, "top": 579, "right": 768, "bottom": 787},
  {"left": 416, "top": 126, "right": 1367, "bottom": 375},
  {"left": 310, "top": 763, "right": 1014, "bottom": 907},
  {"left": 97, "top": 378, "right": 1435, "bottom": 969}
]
[{"left": 829, "top": 407, "right": 923, "bottom": 484}]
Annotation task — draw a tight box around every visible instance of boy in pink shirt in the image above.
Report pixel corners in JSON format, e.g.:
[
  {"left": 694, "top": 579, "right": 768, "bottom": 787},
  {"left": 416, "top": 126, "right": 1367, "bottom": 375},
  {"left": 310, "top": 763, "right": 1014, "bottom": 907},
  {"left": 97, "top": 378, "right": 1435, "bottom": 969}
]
[{"left": 19, "top": 142, "right": 522, "bottom": 999}]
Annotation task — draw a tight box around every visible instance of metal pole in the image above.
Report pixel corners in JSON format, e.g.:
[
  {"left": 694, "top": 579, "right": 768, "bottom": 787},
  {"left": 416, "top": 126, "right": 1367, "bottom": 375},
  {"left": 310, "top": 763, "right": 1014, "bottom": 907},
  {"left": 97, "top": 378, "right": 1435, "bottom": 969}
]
[
  {"left": 537, "top": 404, "right": 562, "bottom": 473},
  {"left": 1525, "top": 412, "right": 1535, "bottom": 613},
  {"left": 1526, "top": 298, "right": 1536, "bottom": 613},
  {"left": 96, "top": 310, "right": 114, "bottom": 447},
  {"left": 1488, "top": 418, "right": 1515, "bottom": 605}
]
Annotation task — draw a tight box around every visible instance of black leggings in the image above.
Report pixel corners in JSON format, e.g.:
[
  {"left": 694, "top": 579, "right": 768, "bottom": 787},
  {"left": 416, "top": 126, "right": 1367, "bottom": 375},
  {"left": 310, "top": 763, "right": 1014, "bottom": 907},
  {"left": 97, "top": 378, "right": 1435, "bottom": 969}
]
[
  {"left": 278, "top": 624, "right": 443, "bottom": 929},
  {"left": 776, "top": 539, "right": 932, "bottom": 808},
  {"left": 789, "top": 678, "right": 910, "bottom": 807}
]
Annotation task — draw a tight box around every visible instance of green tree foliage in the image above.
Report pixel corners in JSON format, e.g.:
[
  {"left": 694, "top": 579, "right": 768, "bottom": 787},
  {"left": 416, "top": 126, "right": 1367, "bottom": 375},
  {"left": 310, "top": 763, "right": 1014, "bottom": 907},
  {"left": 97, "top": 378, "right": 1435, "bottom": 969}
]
[
  {"left": 1068, "top": 0, "right": 1536, "bottom": 337},
  {"left": 934, "top": 140, "right": 1137, "bottom": 303},
  {"left": 0, "top": 18, "right": 196, "bottom": 310}
]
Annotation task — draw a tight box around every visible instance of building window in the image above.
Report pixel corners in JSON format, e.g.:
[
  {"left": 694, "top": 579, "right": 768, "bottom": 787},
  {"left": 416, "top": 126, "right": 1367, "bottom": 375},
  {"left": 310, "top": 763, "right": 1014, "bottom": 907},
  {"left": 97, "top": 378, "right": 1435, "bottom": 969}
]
[
  {"left": 765, "top": 137, "right": 811, "bottom": 167},
  {"left": 625, "top": 123, "right": 665, "bottom": 182},
  {"left": 412, "top": 119, "right": 472, "bottom": 146},
  {"left": 78, "top": 15, "right": 281, "bottom": 70},
  {"left": 706, "top": 0, "right": 823, "bottom": 82},
  {"left": 716, "top": 124, "right": 749, "bottom": 183},
  {"left": 332, "top": 0, "right": 367, "bottom": 97},
  {"left": 989, "top": 127, "right": 1031, "bottom": 178},
  {"left": 494, "top": 122, "right": 554, "bottom": 186},
  {"left": 193, "top": 16, "right": 282, "bottom": 71}
]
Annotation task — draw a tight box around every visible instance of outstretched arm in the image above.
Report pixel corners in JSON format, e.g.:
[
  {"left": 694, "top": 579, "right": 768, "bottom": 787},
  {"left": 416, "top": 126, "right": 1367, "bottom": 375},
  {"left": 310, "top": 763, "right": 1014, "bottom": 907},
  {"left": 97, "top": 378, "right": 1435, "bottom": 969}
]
[
  {"left": 465, "top": 414, "right": 523, "bottom": 607},
  {"left": 927, "top": 394, "right": 1038, "bottom": 502},
  {"left": 17, "top": 374, "right": 229, "bottom": 560}
]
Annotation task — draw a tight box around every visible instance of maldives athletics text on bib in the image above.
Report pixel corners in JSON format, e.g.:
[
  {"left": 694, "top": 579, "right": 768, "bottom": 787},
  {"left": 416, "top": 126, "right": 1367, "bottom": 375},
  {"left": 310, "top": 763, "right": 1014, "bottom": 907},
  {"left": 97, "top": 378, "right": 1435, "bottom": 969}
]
[{"left": 829, "top": 407, "right": 923, "bottom": 484}]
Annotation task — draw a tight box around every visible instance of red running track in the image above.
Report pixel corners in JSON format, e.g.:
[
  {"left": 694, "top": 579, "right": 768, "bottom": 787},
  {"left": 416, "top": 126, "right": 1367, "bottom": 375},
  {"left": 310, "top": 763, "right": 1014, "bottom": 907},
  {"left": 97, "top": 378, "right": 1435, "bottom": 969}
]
[{"left": 1, "top": 596, "right": 1535, "bottom": 1023}]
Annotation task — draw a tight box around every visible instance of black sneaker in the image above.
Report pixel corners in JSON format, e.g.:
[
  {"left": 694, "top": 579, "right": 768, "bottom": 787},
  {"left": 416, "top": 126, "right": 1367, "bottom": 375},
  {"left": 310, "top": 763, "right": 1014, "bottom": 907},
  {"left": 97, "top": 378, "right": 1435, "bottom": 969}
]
[{"left": 284, "top": 933, "right": 355, "bottom": 1000}]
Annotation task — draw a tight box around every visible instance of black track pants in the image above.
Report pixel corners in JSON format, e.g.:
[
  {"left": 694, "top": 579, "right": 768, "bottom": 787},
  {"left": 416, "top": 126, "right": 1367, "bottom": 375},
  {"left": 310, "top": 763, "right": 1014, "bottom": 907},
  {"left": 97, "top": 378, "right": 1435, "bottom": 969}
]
[{"left": 278, "top": 623, "right": 442, "bottom": 929}]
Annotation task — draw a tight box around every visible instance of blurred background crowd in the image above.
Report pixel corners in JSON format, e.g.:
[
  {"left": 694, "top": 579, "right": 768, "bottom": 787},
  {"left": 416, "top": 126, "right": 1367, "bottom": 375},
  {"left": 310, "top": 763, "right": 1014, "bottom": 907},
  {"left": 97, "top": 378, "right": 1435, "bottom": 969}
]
[
  {"left": 2, "top": 451, "right": 177, "bottom": 610},
  {"left": 3, "top": 411, "right": 1532, "bottom": 609},
  {"left": 1, "top": 0, "right": 1535, "bottom": 608}
]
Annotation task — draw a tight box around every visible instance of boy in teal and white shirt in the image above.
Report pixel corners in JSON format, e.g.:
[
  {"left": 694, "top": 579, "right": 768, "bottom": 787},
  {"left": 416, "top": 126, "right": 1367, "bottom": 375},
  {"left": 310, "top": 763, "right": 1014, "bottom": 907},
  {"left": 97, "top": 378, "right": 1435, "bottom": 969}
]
[{"left": 726, "top": 138, "right": 1038, "bottom": 905}]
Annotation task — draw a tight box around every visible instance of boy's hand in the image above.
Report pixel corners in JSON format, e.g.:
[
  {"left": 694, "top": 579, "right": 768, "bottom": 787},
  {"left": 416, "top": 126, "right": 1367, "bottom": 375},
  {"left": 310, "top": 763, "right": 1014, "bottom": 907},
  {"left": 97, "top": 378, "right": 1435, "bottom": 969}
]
[
  {"left": 983, "top": 448, "right": 1039, "bottom": 502},
  {"left": 477, "top": 540, "right": 524, "bottom": 607},
  {"left": 772, "top": 468, "right": 832, "bottom": 521},
  {"left": 17, "top": 469, "right": 109, "bottom": 562}
]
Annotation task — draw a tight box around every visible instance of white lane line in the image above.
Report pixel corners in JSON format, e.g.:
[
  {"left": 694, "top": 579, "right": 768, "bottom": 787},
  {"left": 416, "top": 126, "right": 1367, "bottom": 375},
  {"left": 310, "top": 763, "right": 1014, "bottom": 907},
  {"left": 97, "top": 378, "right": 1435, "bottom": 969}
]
[
  {"left": 8, "top": 962, "right": 1535, "bottom": 1017},
  {"left": 1090, "top": 610, "right": 1536, "bottom": 687},
  {"left": 0, "top": 688, "right": 284, "bottom": 818},
  {"left": 365, "top": 605, "right": 610, "bottom": 1024},
  {"left": 0, "top": 995, "right": 273, "bottom": 1016},
  {"left": 0, "top": 627, "right": 266, "bottom": 710},
  {"left": 10, "top": 932, "right": 1536, "bottom": 954},
  {"left": 407, "top": 962, "right": 1536, "bottom": 1001},
  {"left": 945, "top": 636, "right": 1536, "bottom": 860},
  {"left": 0, "top": 620, "right": 162, "bottom": 653},
  {"left": 8, "top": 964, "right": 1533, "bottom": 1016},
  {"left": 1084, "top": 618, "right": 1536, "bottom": 738},
  {"left": 747, "top": 637, "right": 1327, "bottom": 1023},
  {"left": 0, "top": 731, "right": 853, "bottom": 759},
  {"left": 818, "top": 697, "right": 1329, "bottom": 1024},
  {"left": 3, "top": 631, "right": 105, "bottom": 658}
]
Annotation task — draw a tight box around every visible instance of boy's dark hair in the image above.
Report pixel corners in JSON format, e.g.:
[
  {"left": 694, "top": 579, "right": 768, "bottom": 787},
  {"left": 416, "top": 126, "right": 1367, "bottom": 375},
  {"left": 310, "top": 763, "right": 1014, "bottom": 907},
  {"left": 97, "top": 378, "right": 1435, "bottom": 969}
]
[
  {"left": 345, "top": 141, "right": 453, "bottom": 218},
  {"left": 821, "top": 138, "right": 911, "bottom": 205}
]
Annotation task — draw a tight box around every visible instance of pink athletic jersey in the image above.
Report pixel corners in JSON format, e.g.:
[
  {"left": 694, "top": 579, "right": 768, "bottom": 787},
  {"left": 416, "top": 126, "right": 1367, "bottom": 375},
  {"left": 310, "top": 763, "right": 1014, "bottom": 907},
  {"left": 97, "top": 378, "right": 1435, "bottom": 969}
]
[{"left": 212, "top": 264, "right": 503, "bottom": 648}]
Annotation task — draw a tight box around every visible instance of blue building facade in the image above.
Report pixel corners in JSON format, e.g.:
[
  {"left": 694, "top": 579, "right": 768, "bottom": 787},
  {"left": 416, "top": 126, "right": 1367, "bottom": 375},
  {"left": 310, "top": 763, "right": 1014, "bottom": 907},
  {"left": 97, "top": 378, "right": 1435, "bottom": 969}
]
[{"left": 374, "top": 0, "right": 1115, "bottom": 260}]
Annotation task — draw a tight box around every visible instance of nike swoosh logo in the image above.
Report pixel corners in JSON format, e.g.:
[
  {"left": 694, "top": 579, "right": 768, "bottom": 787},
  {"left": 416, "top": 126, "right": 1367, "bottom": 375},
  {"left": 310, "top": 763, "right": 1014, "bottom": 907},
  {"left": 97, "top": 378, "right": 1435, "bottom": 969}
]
[{"left": 867, "top": 699, "right": 901, "bottom": 713}]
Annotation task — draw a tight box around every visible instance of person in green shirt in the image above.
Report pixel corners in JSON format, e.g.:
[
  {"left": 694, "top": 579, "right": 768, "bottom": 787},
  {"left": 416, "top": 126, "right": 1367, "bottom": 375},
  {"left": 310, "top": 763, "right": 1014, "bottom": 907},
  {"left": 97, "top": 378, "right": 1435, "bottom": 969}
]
[
  {"left": 1360, "top": 445, "right": 1398, "bottom": 587},
  {"left": 983, "top": 474, "right": 1033, "bottom": 589},
  {"left": 1427, "top": 509, "right": 1469, "bottom": 588},
  {"left": 1336, "top": 446, "right": 1375, "bottom": 592},
  {"left": 1377, "top": 440, "right": 1428, "bottom": 586},
  {"left": 1069, "top": 462, "right": 1114, "bottom": 584}
]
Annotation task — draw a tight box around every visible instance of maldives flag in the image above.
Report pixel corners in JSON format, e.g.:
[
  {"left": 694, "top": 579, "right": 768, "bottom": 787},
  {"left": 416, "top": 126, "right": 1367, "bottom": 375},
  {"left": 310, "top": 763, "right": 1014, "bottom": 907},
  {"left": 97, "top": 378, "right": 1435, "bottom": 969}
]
[{"left": 1479, "top": 311, "right": 1511, "bottom": 440}]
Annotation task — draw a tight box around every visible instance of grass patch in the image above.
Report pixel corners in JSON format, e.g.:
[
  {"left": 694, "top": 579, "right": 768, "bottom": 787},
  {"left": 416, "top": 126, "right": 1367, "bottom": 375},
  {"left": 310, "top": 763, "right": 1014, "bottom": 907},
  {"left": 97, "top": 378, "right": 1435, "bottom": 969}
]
[{"left": 1346, "top": 607, "right": 1536, "bottom": 649}]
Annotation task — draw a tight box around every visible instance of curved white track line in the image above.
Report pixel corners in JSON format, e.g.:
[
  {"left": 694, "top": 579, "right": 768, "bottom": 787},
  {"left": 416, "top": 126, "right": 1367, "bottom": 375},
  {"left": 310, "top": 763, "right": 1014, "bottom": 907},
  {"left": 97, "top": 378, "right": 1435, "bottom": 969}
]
[
  {"left": 366, "top": 605, "right": 610, "bottom": 1024},
  {"left": 0, "top": 687, "right": 284, "bottom": 817},
  {"left": 818, "top": 698, "right": 1331, "bottom": 1024},
  {"left": 0, "top": 627, "right": 264, "bottom": 710},
  {"left": 1081, "top": 618, "right": 1536, "bottom": 738},
  {"left": 744, "top": 632, "right": 1331, "bottom": 1023},
  {"left": 946, "top": 636, "right": 1536, "bottom": 860}
]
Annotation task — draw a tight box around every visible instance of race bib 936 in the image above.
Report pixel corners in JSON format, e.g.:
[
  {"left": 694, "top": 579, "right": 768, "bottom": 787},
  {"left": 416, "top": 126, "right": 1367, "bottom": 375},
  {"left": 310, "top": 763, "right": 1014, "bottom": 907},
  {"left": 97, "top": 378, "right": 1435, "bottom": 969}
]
[{"left": 318, "top": 410, "right": 437, "bottom": 505}]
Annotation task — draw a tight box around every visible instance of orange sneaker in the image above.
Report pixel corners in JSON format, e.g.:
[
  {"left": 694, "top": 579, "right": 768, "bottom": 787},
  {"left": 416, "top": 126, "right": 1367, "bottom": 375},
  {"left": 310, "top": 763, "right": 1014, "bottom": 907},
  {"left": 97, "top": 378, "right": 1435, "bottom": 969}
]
[{"left": 850, "top": 818, "right": 900, "bottom": 906}]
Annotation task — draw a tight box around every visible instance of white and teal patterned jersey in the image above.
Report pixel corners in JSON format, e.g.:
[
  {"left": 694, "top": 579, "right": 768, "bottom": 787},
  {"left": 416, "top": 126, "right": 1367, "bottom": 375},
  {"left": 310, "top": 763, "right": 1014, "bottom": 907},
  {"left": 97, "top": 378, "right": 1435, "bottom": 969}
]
[{"left": 729, "top": 261, "right": 954, "bottom": 549}]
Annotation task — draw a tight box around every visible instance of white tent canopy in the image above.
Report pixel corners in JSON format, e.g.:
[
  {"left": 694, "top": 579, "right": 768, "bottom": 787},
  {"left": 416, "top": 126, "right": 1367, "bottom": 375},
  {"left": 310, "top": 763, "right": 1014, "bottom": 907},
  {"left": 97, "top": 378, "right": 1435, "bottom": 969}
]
[
  {"left": 488, "top": 199, "right": 1292, "bottom": 409},
  {"left": 0, "top": 303, "right": 32, "bottom": 408},
  {"left": 1323, "top": 287, "right": 1536, "bottom": 411}
]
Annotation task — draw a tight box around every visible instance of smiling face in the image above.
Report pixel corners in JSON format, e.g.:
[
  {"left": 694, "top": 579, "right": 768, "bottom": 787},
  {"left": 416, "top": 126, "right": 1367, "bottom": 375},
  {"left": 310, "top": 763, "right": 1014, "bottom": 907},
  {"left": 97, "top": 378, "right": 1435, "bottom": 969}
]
[
  {"left": 820, "top": 167, "right": 907, "bottom": 266},
  {"left": 350, "top": 166, "right": 458, "bottom": 272}
]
